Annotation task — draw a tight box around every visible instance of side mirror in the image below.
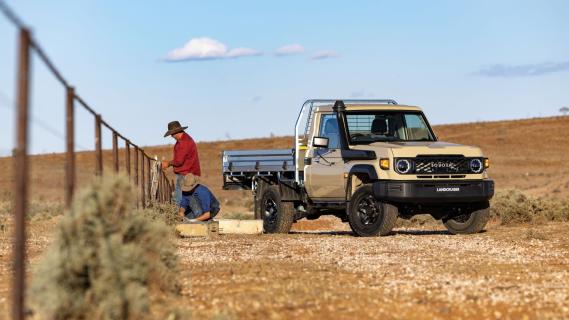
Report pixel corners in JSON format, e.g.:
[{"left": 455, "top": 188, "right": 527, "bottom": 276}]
[{"left": 313, "top": 136, "right": 329, "bottom": 148}]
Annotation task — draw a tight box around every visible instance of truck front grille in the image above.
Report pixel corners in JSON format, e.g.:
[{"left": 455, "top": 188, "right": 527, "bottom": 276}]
[{"left": 414, "top": 157, "right": 470, "bottom": 174}]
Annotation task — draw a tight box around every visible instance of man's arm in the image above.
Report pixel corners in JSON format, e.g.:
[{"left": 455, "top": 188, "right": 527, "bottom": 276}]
[
  {"left": 178, "top": 207, "right": 186, "bottom": 222},
  {"left": 170, "top": 142, "right": 190, "bottom": 168},
  {"left": 195, "top": 211, "right": 211, "bottom": 221}
]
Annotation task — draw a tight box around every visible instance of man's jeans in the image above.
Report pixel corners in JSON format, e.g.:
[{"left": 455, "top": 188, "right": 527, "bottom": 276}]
[{"left": 175, "top": 174, "right": 184, "bottom": 206}]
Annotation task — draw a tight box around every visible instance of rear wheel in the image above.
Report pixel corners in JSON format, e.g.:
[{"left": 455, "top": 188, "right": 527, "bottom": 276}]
[
  {"left": 348, "top": 185, "right": 398, "bottom": 237},
  {"left": 259, "top": 185, "right": 295, "bottom": 233},
  {"left": 443, "top": 202, "right": 490, "bottom": 235}
]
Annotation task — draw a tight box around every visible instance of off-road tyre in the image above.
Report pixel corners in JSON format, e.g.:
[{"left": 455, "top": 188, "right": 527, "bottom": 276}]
[
  {"left": 259, "top": 185, "right": 295, "bottom": 233},
  {"left": 443, "top": 202, "right": 490, "bottom": 235},
  {"left": 348, "top": 185, "right": 398, "bottom": 237}
]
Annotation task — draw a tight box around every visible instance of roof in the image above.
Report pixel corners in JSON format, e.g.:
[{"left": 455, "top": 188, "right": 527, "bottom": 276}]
[{"left": 314, "top": 104, "right": 422, "bottom": 112}]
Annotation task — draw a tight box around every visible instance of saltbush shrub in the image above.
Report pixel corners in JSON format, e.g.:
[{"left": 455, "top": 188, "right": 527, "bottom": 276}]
[{"left": 30, "top": 175, "right": 179, "bottom": 320}]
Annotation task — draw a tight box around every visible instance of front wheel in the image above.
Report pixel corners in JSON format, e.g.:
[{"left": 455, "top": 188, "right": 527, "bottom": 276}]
[
  {"left": 348, "top": 185, "right": 398, "bottom": 237},
  {"left": 443, "top": 202, "right": 490, "bottom": 235}
]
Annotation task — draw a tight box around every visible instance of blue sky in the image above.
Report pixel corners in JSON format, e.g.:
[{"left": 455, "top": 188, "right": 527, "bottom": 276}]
[{"left": 1, "top": 0, "right": 568, "bottom": 155}]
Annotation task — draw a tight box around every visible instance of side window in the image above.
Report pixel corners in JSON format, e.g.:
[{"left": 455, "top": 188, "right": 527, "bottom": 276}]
[{"left": 319, "top": 114, "right": 341, "bottom": 149}]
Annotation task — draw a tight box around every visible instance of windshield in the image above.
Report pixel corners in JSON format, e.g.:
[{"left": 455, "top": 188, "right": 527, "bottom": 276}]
[{"left": 346, "top": 111, "right": 435, "bottom": 144}]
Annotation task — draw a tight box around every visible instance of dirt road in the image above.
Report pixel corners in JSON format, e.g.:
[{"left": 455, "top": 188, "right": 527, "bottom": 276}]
[{"left": 1, "top": 218, "right": 568, "bottom": 319}]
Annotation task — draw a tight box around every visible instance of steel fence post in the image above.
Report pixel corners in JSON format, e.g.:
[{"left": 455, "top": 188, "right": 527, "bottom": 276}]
[
  {"left": 65, "top": 86, "right": 75, "bottom": 209},
  {"left": 12, "top": 28, "right": 31, "bottom": 320},
  {"left": 95, "top": 114, "right": 103, "bottom": 176}
]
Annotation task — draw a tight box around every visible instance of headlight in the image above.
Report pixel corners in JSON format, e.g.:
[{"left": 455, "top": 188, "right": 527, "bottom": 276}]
[
  {"left": 470, "top": 158, "right": 483, "bottom": 173},
  {"left": 395, "top": 159, "right": 411, "bottom": 174}
]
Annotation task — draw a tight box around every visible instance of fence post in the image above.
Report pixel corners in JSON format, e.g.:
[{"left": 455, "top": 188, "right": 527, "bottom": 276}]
[
  {"left": 133, "top": 146, "right": 139, "bottom": 185},
  {"left": 95, "top": 114, "right": 103, "bottom": 176},
  {"left": 158, "top": 170, "right": 162, "bottom": 203},
  {"left": 112, "top": 132, "right": 118, "bottom": 173},
  {"left": 65, "top": 86, "right": 75, "bottom": 209},
  {"left": 140, "top": 151, "right": 145, "bottom": 208},
  {"left": 125, "top": 141, "right": 131, "bottom": 176},
  {"left": 12, "top": 28, "right": 31, "bottom": 320},
  {"left": 146, "top": 157, "right": 151, "bottom": 202}
]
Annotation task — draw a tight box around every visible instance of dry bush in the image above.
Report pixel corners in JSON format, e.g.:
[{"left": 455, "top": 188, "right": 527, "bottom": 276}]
[
  {"left": 491, "top": 189, "right": 569, "bottom": 225},
  {"left": 221, "top": 211, "right": 255, "bottom": 220},
  {"left": 395, "top": 214, "right": 438, "bottom": 228},
  {"left": 0, "top": 200, "right": 63, "bottom": 219},
  {"left": 524, "top": 229, "right": 548, "bottom": 240},
  {"left": 141, "top": 202, "right": 180, "bottom": 226},
  {"left": 30, "top": 175, "right": 179, "bottom": 320}
]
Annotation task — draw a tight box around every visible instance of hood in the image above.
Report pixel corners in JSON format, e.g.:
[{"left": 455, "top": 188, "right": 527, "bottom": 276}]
[{"left": 353, "top": 141, "right": 484, "bottom": 158}]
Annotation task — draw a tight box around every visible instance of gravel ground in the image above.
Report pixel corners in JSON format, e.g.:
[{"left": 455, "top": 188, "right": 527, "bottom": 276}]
[
  {"left": 174, "top": 219, "right": 569, "bottom": 319},
  {"left": 0, "top": 218, "right": 568, "bottom": 319}
]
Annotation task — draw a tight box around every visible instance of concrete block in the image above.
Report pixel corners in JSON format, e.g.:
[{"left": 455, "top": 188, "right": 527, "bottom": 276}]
[
  {"left": 218, "top": 219, "right": 263, "bottom": 235},
  {"left": 176, "top": 221, "right": 219, "bottom": 238}
]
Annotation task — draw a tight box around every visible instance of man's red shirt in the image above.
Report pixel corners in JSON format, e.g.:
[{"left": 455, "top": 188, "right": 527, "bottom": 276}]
[{"left": 171, "top": 132, "right": 201, "bottom": 176}]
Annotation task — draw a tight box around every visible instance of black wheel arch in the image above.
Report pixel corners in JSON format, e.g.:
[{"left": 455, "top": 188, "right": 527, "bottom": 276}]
[{"left": 346, "top": 165, "right": 379, "bottom": 201}]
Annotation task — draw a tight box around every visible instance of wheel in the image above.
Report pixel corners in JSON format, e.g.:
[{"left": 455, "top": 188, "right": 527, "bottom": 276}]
[
  {"left": 259, "top": 185, "right": 295, "bottom": 233},
  {"left": 348, "top": 185, "right": 398, "bottom": 237},
  {"left": 443, "top": 202, "right": 490, "bottom": 235}
]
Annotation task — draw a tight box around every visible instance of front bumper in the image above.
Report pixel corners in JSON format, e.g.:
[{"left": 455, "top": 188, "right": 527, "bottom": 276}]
[{"left": 372, "top": 180, "right": 494, "bottom": 203}]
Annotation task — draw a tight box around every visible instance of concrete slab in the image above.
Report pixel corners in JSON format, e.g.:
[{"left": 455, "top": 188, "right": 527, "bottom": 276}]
[
  {"left": 218, "top": 219, "right": 263, "bottom": 235},
  {"left": 176, "top": 221, "right": 219, "bottom": 238}
]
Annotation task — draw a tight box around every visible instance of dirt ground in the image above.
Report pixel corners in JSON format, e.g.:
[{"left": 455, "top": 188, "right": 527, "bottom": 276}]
[{"left": 0, "top": 217, "right": 568, "bottom": 319}]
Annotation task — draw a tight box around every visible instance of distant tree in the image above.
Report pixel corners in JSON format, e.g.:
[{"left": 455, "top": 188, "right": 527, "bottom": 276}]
[{"left": 560, "top": 107, "right": 569, "bottom": 116}]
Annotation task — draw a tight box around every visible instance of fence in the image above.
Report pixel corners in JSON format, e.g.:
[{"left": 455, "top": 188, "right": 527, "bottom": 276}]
[{"left": 0, "top": 3, "right": 174, "bottom": 319}]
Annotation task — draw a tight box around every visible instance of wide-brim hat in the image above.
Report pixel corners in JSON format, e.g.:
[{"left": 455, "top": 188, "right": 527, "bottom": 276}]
[
  {"left": 164, "top": 120, "right": 188, "bottom": 137},
  {"left": 181, "top": 173, "right": 200, "bottom": 192}
]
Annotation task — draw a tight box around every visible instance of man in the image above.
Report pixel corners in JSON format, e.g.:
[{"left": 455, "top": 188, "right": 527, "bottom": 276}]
[
  {"left": 178, "top": 173, "right": 220, "bottom": 222},
  {"left": 162, "top": 121, "right": 201, "bottom": 206}
]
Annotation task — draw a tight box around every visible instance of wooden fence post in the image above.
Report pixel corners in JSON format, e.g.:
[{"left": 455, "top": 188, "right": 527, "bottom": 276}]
[
  {"left": 12, "top": 28, "right": 31, "bottom": 320},
  {"left": 65, "top": 86, "right": 75, "bottom": 209}
]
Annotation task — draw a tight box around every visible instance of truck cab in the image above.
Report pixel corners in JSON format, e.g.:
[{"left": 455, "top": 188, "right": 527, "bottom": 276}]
[{"left": 222, "top": 100, "right": 494, "bottom": 236}]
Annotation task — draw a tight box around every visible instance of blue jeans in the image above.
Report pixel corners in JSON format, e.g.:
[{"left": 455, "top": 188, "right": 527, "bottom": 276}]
[{"left": 175, "top": 174, "right": 184, "bottom": 206}]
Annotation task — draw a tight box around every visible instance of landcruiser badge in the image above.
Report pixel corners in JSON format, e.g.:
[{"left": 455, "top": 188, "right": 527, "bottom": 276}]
[{"left": 436, "top": 187, "right": 460, "bottom": 192}]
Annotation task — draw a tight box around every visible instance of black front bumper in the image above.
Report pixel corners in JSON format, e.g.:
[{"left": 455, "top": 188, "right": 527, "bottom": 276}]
[{"left": 373, "top": 180, "right": 494, "bottom": 204}]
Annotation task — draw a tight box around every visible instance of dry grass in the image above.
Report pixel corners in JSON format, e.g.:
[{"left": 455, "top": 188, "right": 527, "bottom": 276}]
[
  {"left": 491, "top": 189, "right": 569, "bottom": 225},
  {"left": 29, "top": 175, "right": 179, "bottom": 320}
]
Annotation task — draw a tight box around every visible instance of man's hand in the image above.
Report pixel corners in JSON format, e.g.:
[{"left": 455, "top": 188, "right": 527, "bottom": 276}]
[{"left": 161, "top": 160, "right": 170, "bottom": 170}]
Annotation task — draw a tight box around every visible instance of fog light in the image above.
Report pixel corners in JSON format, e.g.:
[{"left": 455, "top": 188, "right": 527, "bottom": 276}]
[
  {"left": 470, "top": 158, "right": 483, "bottom": 173},
  {"left": 395, "top": 159, "right": 411, "bottom": 174},
  {"left": 380, "top": 158, "right": 389, "bottom": 170}
]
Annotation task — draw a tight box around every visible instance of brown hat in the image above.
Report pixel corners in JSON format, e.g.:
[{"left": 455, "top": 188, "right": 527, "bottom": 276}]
[
  {"left": 163, "top": 121, "right": 188, "bottom": 137},
  {"left": 181, "top": 173, "right": 200, "bottom": 192}
]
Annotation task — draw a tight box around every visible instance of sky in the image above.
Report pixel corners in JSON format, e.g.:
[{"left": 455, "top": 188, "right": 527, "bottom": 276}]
[{"left": 0, "top": 0, "right": 568, "bottom": 155}]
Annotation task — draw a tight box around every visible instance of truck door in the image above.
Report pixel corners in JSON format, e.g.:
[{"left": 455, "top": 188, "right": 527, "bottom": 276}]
[{"left": 305, "top": 114, "right": 346, "bottom": 200}]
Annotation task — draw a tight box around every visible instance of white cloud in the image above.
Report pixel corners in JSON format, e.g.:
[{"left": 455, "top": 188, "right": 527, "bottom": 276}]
[
  {"left": 164, "top": 37, "right": 261, "bottom": 61},
  {"left": 310, "top": 50, "right": 339, "bottom": 60},
  {"left": 475, "top": 61, "right": 569, "bottom": 77},
  {"left": 275, "top": 44, "right": 305, "bottom": 56}
]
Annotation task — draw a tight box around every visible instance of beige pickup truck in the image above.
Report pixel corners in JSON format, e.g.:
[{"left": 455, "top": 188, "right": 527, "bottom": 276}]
[{"left": 222, "top": 100, "right": 494, "bottom": 236}]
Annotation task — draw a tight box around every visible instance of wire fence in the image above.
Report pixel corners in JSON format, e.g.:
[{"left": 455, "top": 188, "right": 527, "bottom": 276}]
[{"left": 0, "top": 2, "right": 174, "bottom": 319}]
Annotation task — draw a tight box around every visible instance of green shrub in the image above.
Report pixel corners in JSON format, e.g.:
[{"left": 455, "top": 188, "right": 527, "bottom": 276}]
[{"left": 30, "top": 175, "right": 179, "bottom": 320}]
